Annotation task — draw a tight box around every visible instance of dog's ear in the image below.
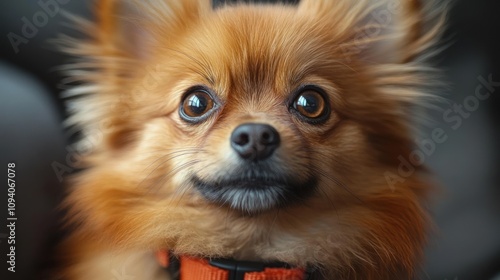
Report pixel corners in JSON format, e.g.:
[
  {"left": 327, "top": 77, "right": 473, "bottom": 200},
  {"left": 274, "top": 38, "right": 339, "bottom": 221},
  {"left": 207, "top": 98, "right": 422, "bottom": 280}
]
[
  {"left": 61, "top": 0, "right": 211, "bottom": 151},
  {"left": 94, "top": 0, "right": 211, "bottom": 60},
  {"left": 299, "top": 0, "right": 447, "bottom": 64}
]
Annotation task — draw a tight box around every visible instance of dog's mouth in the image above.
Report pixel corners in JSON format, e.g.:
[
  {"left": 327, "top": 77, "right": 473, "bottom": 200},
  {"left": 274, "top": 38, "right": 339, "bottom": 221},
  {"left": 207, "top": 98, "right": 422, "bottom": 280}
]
[{"left": 192, "top": 170, "right": 317, "bottom": 214}]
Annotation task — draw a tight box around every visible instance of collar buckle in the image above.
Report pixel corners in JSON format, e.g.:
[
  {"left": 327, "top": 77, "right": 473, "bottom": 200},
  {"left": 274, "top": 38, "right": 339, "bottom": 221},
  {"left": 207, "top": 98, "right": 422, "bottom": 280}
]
[{"left": 209, "top": 258, "right": 265, "bottom": 280}]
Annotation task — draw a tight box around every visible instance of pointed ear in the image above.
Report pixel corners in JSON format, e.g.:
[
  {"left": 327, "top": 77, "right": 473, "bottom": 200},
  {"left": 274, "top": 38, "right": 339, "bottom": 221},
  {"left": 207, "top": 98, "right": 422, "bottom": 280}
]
[
  {"left": 299, "top": 0, "right": 447, "bottom": 64},
  {"left": 95, "top": 0, "right": 211, "bottom": 60}
]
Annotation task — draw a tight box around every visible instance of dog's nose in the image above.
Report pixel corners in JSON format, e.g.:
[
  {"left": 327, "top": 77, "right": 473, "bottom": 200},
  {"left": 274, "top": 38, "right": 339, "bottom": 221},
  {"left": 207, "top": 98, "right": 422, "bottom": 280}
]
[{"left": 231, "top": 123, "right": 280, "bottom": 161}]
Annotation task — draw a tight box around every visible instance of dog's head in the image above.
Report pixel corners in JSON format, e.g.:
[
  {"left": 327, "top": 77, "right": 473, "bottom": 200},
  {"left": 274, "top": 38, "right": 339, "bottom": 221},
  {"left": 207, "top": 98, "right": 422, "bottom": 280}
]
[{"left": 63, "top": 0, "right": 445, "bottom": 277}]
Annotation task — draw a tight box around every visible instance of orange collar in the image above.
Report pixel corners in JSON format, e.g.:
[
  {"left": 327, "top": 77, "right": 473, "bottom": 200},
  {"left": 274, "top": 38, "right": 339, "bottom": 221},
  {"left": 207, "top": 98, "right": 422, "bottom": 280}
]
[{"left": 156, "top": 250, "right": 306, "bottom": 280}]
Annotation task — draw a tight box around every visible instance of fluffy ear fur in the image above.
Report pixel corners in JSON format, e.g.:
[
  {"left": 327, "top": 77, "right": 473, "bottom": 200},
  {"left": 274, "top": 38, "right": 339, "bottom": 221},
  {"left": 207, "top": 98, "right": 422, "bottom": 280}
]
[
  {"left": 95, "top": 0, "right": 210, "bottom": 59},
  {"left": 61, "top": 0, "right": 211, "bottom": 152},
  {"left": 299, "top": 0, "right": 447, "bottom": 64},
  {"left": 298, "top": 0, "right": 447, "bottom": 116}
]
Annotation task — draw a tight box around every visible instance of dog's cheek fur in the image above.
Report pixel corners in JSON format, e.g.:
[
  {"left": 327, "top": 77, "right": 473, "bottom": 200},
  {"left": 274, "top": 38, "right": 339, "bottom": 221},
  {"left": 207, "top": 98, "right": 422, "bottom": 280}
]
[{"left": 286, "top": 127, "right": 429, "bottom": 279}]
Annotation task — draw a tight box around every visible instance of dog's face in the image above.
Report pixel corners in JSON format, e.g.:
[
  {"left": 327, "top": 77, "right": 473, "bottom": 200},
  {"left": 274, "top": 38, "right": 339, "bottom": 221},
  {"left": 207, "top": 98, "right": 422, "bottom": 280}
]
[
  {"left": 64, "top": 0, "right": 444, "bottom": 277},
  {"left": 80, "top": 0, "right": 416, "bottom": 212},
  {"left": 146, "top": 8, "right": 373, "bottom": 214}
]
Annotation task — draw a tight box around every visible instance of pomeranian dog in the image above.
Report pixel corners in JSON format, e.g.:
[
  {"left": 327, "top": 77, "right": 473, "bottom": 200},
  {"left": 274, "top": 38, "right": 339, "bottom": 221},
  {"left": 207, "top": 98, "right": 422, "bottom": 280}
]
[{"left": 56, "top": 0, "right": 446, "bottom": 279}]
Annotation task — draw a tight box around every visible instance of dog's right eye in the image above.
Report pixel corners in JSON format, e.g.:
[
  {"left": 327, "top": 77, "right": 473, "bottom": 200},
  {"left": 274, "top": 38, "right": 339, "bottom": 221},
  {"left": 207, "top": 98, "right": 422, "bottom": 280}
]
[{"left": 180, "top": 88, "right": 216, "bottom": 122}]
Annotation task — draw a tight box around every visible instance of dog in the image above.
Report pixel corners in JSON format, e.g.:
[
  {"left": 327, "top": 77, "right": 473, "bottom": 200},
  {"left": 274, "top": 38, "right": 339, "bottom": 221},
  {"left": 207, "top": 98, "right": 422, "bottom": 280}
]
[{"left": 56, "top": 0, "right": 446, "bottom": 279}]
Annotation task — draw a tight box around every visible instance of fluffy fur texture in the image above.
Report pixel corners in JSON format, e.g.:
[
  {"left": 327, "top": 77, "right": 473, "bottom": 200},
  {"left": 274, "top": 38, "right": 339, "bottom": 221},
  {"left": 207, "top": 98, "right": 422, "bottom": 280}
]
[{"left": 57, "top": 0, "right": 446, "bottom": 279}]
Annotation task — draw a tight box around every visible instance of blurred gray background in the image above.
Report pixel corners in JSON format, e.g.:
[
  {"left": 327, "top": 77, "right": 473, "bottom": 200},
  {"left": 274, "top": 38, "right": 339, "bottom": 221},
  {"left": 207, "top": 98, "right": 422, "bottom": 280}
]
[{"left": 0, "top": 0, "right": 499, "bottom": 279}]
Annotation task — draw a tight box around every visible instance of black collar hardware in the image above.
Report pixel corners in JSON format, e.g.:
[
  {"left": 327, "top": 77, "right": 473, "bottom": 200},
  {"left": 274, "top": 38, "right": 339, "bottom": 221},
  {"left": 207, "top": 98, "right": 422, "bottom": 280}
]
[
  {"left": 208, "top": 258, "right": 290, "bottom": 280},
  {"left": 165, "top": 253, "right": 318, "bottom": 280}
]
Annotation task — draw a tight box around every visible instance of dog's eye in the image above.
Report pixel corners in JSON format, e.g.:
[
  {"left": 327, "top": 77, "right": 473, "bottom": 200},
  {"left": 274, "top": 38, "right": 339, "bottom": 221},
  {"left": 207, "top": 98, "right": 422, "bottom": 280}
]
[
  {"left": 292, "top": 89, "right": 327, "bottom": 121},
  {"left": 180, "top": 89, "right": 215, "bottom": 122}
]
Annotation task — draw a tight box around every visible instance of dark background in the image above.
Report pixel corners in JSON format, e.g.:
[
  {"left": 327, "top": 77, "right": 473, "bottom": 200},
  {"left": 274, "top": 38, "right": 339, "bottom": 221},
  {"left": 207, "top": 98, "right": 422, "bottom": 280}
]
[{"left": 0, "top": 0, "right": 499, "bottom": 279}]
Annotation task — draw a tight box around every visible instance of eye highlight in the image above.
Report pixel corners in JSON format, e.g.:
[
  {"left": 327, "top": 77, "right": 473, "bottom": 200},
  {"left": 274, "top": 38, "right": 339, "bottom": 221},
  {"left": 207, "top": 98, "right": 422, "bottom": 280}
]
[
  {"left": 180, "top": 87, "right": 216, "bottom": 123},
  {"left": 290, "top": 86, "right": 329, "bottom": 123}
]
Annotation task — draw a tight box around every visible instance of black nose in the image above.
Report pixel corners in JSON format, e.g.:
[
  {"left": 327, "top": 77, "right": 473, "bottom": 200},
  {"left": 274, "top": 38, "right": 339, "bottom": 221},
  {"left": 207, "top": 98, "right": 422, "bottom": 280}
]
[{"left": 231, "top": 123, "right": 280, "bottom": 161}]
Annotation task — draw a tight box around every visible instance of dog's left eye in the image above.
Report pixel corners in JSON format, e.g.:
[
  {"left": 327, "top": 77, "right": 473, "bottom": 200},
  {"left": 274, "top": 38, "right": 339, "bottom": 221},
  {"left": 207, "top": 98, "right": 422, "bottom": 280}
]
[
  {"left": 180, "top": 88, "right": 216, "bottom": 122},
  {"left": 291, "top": 87, "right": 329, "bottom": 122}
]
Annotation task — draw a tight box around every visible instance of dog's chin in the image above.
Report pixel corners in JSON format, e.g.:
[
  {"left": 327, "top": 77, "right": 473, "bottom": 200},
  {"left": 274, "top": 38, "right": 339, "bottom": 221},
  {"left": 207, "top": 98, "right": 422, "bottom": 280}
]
[{"left": 192, "top": 175, "right": 317, "bottom": 215}]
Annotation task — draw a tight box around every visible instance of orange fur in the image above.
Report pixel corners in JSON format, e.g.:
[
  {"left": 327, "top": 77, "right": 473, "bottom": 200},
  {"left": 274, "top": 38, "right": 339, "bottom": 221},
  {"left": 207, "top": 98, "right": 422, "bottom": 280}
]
[{"left": 56, "top": 0, "right": 447, "bottom": 279}]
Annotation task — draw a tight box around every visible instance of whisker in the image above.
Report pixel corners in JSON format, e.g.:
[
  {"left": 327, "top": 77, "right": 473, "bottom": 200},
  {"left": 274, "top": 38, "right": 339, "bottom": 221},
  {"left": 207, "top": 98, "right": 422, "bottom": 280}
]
[
  {"left": 317, "top": 188, "right": 340, "bottom": 220},
  {"left": 313, "top": 168, "right": 364, "bottom": 204},
  {"left": 148, "top": 159, "right": 202, "bottom": 193},
  {"left": 137, "top": 148, "right": 204, "bottom": 157},
  {"left": 170, "top": 160, "right": 216, "bottom": 208},
  {"left": 138, "top": 149, "right": 203, "bottom": 189},
  {"left": 170, "top": 179, "right": 197, "bottom": 209},
  {"left": 266, "top": 209, "right": 280, "bottom": 240},
  {"left": 140, "top": 148, "right": 203, "bottom": 172}
]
